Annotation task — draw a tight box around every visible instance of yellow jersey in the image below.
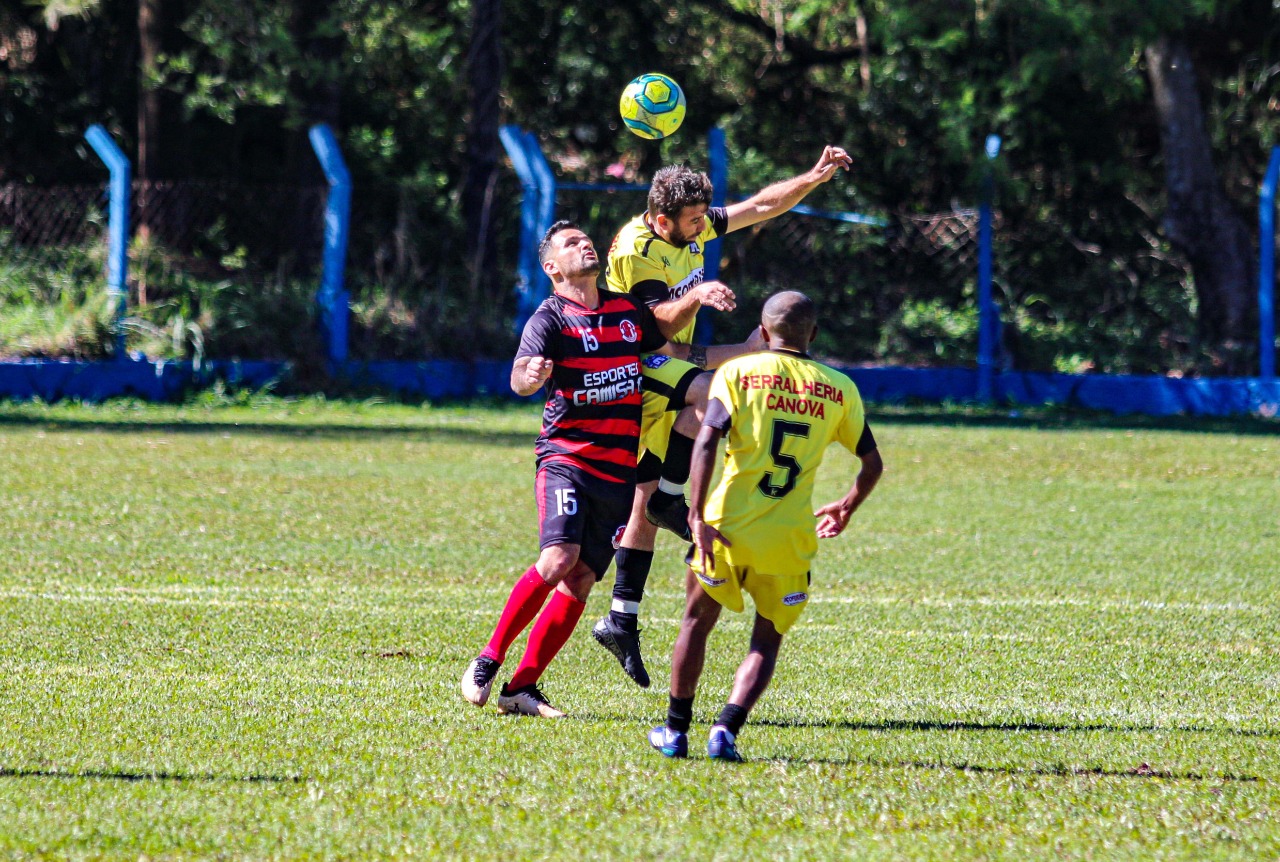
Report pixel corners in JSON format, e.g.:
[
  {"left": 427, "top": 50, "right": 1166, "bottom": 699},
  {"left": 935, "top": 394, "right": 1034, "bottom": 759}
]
[
  {"left": 703, "top": 349, "right": 868, "bottom": 575},
  {"left": 604, "top": 207, "right": 728, "bottom": 344}
]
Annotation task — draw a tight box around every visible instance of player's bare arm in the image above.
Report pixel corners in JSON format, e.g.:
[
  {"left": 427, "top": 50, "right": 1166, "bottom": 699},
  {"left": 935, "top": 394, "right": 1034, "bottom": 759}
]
[
  {"left": 655, "top": 326, "right": 764, "bottom": 371},
  {"left": 724, "top": 145, "right": 853, "bottom": 234},
  {"left": 815, "top": 447, "right": 884, "bottom": 539},
  {"left": 650, "top": 280, "right": 737, "bottom": 339},
  {"left": 510, "top": 355, "right": 554, "bottom": 397},
  {"left": 687, "top": 421, "right": 731, "bottom": 573}
]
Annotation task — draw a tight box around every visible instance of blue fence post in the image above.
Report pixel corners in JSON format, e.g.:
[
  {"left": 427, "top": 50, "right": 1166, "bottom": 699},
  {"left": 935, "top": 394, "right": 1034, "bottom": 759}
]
[
  {"left": 308, "top": 123, "right": 352, "bottom": 371},
  {"left": 1259, "top": 146, "right": 1280, "bottom": 381},
  {"left": 977, "top": 134, "right": 1002, "bottom": 403},
  {"left": 500, "top": 125, "right": 544, "bottom": 334},
  {"left": 84, "top": 124, "right": 131, "bottom": 359},
  {"left": 522, "top": 130, "right": 557, "bottom": 243}
]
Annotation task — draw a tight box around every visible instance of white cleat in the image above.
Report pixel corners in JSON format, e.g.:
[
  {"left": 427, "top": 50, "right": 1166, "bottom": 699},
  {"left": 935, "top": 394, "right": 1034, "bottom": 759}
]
[
  {"left": 495, "top": 683, "right": 566, "bottom": 718},
  {"left": 461, "top": 655, "right": 502, "bottom": 707}
]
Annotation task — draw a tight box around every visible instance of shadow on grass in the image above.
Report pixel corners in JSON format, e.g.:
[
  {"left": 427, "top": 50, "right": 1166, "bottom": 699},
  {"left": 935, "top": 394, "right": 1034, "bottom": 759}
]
[
  {"left": 871, "top": 406, "right": 1280, "bottom": 436},
  {"left": 763, "top": 755, "right": 1261, "bottom": 783},
  {"left": 0, "top": 414, "right": 535, "bottom": 447},
  {"left": 0, "top": 766, "right": 305, "bottom": 784},
  {"left": 749, "top": 717, "right": 1280, "bottom": 740},
  {"left": 2, "top": 401, "right": 1277, "bottom": 438}
]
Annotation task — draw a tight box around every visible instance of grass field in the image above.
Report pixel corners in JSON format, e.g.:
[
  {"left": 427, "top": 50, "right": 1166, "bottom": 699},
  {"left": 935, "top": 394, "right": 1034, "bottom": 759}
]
[{"left": 0, "top": 397, "right": 1276, "bottom": 859}]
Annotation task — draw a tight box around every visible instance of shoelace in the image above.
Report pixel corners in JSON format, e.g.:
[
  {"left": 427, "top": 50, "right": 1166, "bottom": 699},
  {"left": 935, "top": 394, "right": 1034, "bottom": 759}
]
[
  {"left": 525, "top": 684, "right": 550, "bottom": 705},
  {"left": 474, "top": 657, "right": 499, "bottom": 685}
]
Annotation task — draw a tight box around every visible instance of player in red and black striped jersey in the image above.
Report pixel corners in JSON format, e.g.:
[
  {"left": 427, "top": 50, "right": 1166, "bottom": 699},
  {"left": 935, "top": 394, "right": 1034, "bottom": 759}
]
[
  {"left": 516, "top": 284, "right": 666, "bottom": 485},
  {"left": 460, "top": 220, "right": 695, "bottom": 718}
]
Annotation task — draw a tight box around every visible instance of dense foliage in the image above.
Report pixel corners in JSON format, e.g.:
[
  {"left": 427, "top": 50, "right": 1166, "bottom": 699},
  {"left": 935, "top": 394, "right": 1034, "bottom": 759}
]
[{"left": 2, "top": 0, "right": 1279, "bottom": 374}]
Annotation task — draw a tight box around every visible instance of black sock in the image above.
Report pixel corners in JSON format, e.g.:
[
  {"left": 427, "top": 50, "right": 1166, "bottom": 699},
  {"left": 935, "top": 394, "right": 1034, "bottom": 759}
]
[
  {"left": 667, "top": 696, "right": 695, "bottom": 733},
  {"left": 660, "top": 431, "right": 695, "bottom": 487},
  {"left": 715, "top": 703, "right": 750, "bottom": 736},
  {"left": 610, "top": 548, "right": 653, "bottom": 628}
]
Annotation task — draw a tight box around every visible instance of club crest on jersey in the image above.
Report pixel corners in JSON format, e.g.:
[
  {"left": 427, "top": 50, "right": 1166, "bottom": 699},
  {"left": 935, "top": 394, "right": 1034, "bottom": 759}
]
[
  {"left": 642, "top": 354, "right": 671, "bottom": 369},
  {"left": 782, "top": 591, "right": 808, "bottom": 606},
  {"left": 612, "top": 524, "right": 627, "bottom": 549},
  {"left": 689, "top": 241, "right": 700, "bottom": 255},
  {"left": 619, "top": 320, "right": 639, "bottom": 343}
]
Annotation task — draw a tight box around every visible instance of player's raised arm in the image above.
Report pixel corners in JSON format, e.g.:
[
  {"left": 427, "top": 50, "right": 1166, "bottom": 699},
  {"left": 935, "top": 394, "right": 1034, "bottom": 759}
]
[
  {"left": 725, "top": 145, "right": 852, "bottom": 234},
  {"left": 511, "top": 355, "right": 554, "bottom": 397}
]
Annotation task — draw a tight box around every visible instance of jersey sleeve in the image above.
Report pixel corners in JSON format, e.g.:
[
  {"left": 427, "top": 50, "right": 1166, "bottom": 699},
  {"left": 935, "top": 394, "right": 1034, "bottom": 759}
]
[
  {"left": 703, "top": 396, "right": 732, "bottom": 432},
  {"left": 515, "top": 307, "right": 562, "bottom": 362},
  {"left": 835, "top": 384, "right": 868, "bottom": 454},
  {"left": 630, "top": 279, "right": 669, "bottom": 308},
  {"left": 628, "top": 293, "right": 670, "bottom": 353},
  {"left": 855, "top": 422, "right": 877, "bottom": 456},
  {"left": 706, "top": 364, "right": 738, "bottom": 428},
  {"left": 610, "top": 247, "right": 668, "bottom": 296},
  {"left": 706, "top": 206, "right": 729, "bottom": 239}
]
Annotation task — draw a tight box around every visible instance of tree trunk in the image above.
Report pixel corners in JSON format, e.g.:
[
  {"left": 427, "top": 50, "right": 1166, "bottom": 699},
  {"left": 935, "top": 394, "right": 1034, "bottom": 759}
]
[
  {"left": 462, "top": 0, "right": 503, "bottom": 336},
  {"left": 136, "top": 0, "right": 162, "bottom": 248},
  {"left": 1145, "top": 34, "right": 1255, "bottom": 369}
]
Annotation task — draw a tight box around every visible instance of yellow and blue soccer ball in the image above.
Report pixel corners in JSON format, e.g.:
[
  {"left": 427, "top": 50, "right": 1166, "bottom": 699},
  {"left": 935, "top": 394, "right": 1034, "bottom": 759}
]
[{"left": 619, "top": 73, "right": 686, "bottom": 140}]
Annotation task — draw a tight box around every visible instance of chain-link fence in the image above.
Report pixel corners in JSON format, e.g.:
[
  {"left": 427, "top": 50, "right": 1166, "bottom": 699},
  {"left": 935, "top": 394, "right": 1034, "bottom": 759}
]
[
  {"left": 556, "top": 184, "right": 985, "bottom": 365},
  {"left": 0, "top": 180, "right": 327, "bottom": 362},
  {"left": 2, "top": 168, "right": 1204, "bottom": 375}
]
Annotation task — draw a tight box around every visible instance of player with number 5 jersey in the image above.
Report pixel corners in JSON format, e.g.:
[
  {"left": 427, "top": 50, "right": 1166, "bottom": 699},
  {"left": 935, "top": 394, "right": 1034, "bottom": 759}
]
[{"left": 649, "top": 291, "right": 883, "bottom": 762}]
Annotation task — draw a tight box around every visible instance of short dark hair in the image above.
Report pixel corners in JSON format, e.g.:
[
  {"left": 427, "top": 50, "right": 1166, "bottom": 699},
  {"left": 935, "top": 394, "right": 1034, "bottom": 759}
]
[
  {"left": 538, "top": 220, "right": 582, "bottom": 264},
  {"left": 762, "top": 291, "right": 817, "bottom": 347},
  {"left": 647, "top": 165, "right": 713, "bottom": 220}
]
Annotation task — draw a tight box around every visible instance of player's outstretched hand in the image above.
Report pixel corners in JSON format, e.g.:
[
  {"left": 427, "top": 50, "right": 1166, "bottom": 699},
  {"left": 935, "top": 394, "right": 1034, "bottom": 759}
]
[
  {"left": 815, "top": 499, "right": 854, "bottom": 538},
  {"left": 693, "top": 280, "right": 736, "bottom": 313},
  {"left": 690, "top": 515, "right": 730, "bottom": 574},
  {"left": 811, "top": 146, "right": 852, "bottom": 183},
  {"left": 525, "top": 356, "right": 554, "bottom": 389}
]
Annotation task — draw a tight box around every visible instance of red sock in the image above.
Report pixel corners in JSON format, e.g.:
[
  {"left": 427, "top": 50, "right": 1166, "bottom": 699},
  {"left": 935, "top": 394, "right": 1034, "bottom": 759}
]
[
  {"left": 482, "top": 566, "right": 552, "bottom": 663},
  {"left": 508, "top": 589, "right": 586, "bottom": 690}
]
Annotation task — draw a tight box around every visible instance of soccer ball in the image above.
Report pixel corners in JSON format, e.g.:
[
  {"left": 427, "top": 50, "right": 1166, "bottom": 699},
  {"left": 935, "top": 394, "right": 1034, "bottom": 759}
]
[{"left": 619, "top": 73, "right": 686, "bottom": 140}]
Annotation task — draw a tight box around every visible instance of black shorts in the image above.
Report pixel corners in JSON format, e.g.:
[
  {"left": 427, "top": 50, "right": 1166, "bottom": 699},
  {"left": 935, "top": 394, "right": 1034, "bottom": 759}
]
[{"left": 536, "top": 461, "right": 634, "bottom": 580}]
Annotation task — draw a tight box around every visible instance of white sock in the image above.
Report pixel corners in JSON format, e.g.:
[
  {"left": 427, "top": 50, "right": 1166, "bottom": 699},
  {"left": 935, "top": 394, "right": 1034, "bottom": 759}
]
[
  {"left": 657, "top": 478, "right": 685, "bottom": 496},
  {"left": 611, "top": 599, "right": 641, "bottom": 615}
]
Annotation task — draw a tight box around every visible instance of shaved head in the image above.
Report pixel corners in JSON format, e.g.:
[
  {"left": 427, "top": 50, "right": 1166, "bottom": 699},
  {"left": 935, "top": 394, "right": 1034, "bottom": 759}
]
[{"left": 761, "top": 291, "right": 817, "bottom": 349}]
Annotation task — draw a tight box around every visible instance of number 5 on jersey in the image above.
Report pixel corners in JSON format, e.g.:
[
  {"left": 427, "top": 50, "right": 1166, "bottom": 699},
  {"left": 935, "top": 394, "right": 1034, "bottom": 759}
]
[{"left": 758, "top": 419, "right": 810, "bottom": 499}]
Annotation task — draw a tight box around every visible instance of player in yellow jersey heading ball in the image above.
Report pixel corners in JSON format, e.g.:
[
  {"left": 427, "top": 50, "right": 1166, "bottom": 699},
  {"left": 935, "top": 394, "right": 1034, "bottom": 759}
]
[
  {"left": 647, "top": 290, "right": 884, "bottom": 761},
  {"left": 592, "top": 147, "right": 852, "bottom": 690}
]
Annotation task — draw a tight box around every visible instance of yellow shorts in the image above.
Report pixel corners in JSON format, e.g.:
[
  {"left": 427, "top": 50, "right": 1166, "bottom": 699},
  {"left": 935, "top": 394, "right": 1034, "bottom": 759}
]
[
  {"left": 638, "top": 353, "right": 701, "bottom": 464},
  {"left": 688, "top": 547, "right": 811, "bottom": 635}
]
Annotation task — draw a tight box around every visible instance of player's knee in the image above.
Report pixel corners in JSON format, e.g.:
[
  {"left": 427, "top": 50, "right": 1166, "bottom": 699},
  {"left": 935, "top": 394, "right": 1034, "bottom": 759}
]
[
  {"left": 685, "top": 372, "right": 712, "bottom": 409},
  {"left": 560, "top": 564, "right": 596, "bottom": 602},
  {"left": 536, "top": 544, "right": 581, "bottom": 583}
]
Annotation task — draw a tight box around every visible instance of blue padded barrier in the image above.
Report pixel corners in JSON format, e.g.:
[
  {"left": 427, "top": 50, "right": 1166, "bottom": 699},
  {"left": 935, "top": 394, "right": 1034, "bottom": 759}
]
[
  {"left": 3, "top": 360, "right": 1278, "bottom": 417},
  {"left": 0, "top": 359, "right": 285, "bottom": 403}
]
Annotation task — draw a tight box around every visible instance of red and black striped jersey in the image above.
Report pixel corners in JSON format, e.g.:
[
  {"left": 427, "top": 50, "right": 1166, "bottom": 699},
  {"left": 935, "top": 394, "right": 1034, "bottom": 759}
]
[{"left": 517, "top": 289, "right": 667, "bottom": 483}]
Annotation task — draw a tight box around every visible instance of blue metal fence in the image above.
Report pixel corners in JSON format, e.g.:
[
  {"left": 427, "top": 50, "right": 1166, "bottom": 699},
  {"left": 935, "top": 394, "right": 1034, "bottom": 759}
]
[{"left": 4, "top": 124, "right": 1279, "bottom": 417}]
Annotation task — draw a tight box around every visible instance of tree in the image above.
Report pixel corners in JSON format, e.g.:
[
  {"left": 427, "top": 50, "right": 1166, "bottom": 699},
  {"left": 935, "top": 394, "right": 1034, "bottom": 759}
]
[
  {"left": 1146, "top": 33, "right": 1255, "bottom": 366},
  {"left": 461, "top": 0, "right": 502, "bottom": 323}
]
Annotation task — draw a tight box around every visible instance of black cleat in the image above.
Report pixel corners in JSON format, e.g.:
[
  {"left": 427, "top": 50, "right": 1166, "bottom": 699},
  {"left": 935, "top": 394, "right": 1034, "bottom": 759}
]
[
  {"left": 645, "top": 491, "right": 692, "bottom": 541},
  {"left": 592, "top": 616, "right": 651, "bottom": 688}
]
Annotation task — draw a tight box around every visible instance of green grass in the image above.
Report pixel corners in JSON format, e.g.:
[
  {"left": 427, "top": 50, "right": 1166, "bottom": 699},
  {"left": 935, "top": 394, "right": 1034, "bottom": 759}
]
[{"left": 0, "top": 398, "right": 1276, "bottom": 859}]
